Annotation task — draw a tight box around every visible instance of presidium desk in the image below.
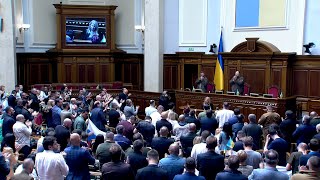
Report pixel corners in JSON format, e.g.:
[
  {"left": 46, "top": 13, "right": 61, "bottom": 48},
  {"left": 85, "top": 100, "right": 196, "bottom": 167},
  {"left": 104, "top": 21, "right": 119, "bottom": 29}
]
[{"left": 175, "top": 90, "right": 296, "bottom": 121}]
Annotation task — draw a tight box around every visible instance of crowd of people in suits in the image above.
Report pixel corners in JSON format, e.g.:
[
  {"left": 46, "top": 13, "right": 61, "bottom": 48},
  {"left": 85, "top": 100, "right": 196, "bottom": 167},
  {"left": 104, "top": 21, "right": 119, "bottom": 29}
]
[{"left": 0, "top": 83, "right": 320, "bottom": 180}]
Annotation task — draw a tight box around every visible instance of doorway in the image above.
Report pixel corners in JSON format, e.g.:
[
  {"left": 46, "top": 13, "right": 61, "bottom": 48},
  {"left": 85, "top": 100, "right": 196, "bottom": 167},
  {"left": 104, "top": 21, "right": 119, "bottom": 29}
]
[{"left": 184, "top": 64, "right": 198, "bottom": 89}]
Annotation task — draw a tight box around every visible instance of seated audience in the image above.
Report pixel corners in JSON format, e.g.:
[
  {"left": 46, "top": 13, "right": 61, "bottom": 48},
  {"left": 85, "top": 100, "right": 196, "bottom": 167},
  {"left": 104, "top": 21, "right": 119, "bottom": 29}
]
[
  {"left": 279, "top": 110, "right": 296, "bottom": 143},
  {"left": 291, "top": 156, "right": 320, "bottom": 180},
  {"left": 216, "top": 155, "right": 247, "bottom": 180},
  {"left": 64, "top": 133, "right": 95, "bottom": 180},
  {"left": 136, "top": 149, "right": 169, "bottom": 180},
  {"left": 199, "top": 109, "right": 218, "bottom": 135},
  {"left": 191, "top": 130, "right": 211, "bottom": 160},
  {"left": 243, "top": 136, "right": 263, "bottom": 169},
  {"left": 237, "top": 150, "right": 253, "bottom": 177},
  {"left": 151, "top": 126, "right": 175, "bottom": 159},
  {"left": 299, "top": 138, "right": 320, "bottom": 166},
  {"left": 286, "top": 142, "right": 308, "bottom": 174},
  {"left": 35, "top": 136, "right": 69, "bottom": 180},
  {"left": 159, "top": 143, "right": 186, "bottom": 180},
  {"left": 197, "top": 136, "right": 225, "bottom": 180},
  {"left": 180, "top": 123, "right": 198, "bottom": 157},
  {"left": 293, "top": 115, "right": 317, "bottom": 144},
  {"left": 114, "top": 125, "right": 132, "bottom": 151},
  {"left": 248, "top": 150, "right": 289, "bottom": 180},
  {"left": 264, "top": 124, "right": 288, "bottom": 166},
  {"left": 173, "top": 157, "right": 205, "bottom": 180},
  {"left": 101, "top": 144, "right": 134, "bottom": 180},
  {"left": 242, "top": 114, "right": 263, "bottom": 149},
  {"left": 126, "top": 140, "right": 148, "bottom": 174}
]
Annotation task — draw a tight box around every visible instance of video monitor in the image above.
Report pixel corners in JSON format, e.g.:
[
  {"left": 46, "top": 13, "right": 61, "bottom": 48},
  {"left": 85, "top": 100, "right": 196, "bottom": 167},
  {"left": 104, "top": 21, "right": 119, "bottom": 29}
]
[
  {"left": 215, "top": 90, "right": 223, "bottom": 94},
  {"left": 250, "top": 93, "right": 260, "bottom": 97},
  {"left": 227, "top": 91, "right": 236, "bottom": 95},
  {"left": 65, "top": 17, "right": 106, "bottom": 46}
]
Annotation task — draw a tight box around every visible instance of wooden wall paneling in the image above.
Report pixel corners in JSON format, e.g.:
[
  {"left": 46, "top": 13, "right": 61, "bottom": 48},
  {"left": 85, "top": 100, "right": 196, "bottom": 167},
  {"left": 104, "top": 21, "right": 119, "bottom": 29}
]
[
  {"left": 171, "top": 66, "right": 178, "bottom": 89},
  {"left": 293, "top": 69, "right": 308, "bottom": 96},
  {"left": 271, "top": 68, "right": 282, "bottom": 89},
  {"left": 131, "top": 63, "right": 138, "bottom": 85},
  {"left": 164, "top": 66, "right": 172, "bottom": 89},
  {"left": 87, "top": 65, "right": 95, "bottom": 83},
  {"left": 95, "top": 58, "right": 101, "bottom": 83},
  {"left": 242, "top": 68, "right": 265, "bottom": 93},
  {"left": 65, "top": 64, "right": 72, "bottom": 83},
  {"left": 309, "top": 70, "right": 320, "bottom": 97},
  {"left": 100, "top": 64, "right": 109, "bottom": 82},
  {"left": 201, "top": 66, "right": 215, "bottom": 83},
  {"left": 30, "top": 64, "right": 39, "bottom": 85},
  {"left": 78, "top": 65, "right": 86, "bottom": 83}
]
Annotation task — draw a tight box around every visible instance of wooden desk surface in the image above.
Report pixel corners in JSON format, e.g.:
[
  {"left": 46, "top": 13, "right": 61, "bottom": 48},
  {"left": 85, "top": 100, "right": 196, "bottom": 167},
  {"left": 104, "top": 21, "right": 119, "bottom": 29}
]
[{"left": 175, "top": 90, "right": 296, "bottom": 120}]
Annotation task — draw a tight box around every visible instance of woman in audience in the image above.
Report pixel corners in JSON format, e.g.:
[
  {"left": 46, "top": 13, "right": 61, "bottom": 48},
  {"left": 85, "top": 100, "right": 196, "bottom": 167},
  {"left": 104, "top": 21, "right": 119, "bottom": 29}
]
[
  {"left": 167, "top": 111, "right": 179, "bottom": 128},
  {"left": 92, "top": 134, "right": 105, "bottom": 156},
  {"left": 193, "top": 136, "right": 202, "bottom": 145},
  {"left": 219, "top": 122, "right": 234, "bottom": 151}
]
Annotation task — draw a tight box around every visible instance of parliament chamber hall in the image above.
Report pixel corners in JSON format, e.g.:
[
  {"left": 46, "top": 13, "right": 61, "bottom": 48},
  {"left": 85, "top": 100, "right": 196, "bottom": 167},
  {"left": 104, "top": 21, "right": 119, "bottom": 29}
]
[{"left": 1, "top": 0, "right": 320, "bottom": 180}]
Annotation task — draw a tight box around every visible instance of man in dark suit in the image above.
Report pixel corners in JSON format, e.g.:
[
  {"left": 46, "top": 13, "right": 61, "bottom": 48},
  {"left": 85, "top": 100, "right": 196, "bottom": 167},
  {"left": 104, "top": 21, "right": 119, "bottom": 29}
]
[
  {"left": 242, "top": 114, "right": 263, "bottom": 148},
  {"left": 136, "top": 149, "right": 168, "bottom": 180},
  {"left": 216, "top": 155, "right": 247, "bottom": 180},
  {"left": 280, "top": 110, "right": 297, "bottom": 143},
  {"left": 151, "top": 127, "right": 175, "bottom": 159},
  {"left": 2, "top": 106, "right": 15, "bottom": 137},
  {"left": 156, "top": 112, "right": 173, "bottom": 137},
  {"left": 7, "top": 90, "right": 17, "bottom": 109},
  {"left": 173, "top": 157, "right": 205, "bottom": 180},
  {"left": 11, "top": 158, "right": 34, "bottom": 180},
  {"left": 101, "top": 144, "right": 135, "bottom": 180},
  {"left": 293, "top": 115, "right": 317, "bottom": 144},
  {"left": 197, "top": 136, "right": 225, "bottom": 180},
  {"left": 180, "top": 123, "right": 198, "bottom": 157},
  {"left": 14, "top": 100, "right": 33, "bottom": 121},
  {"left": 126, "top": 140, "right": 148, "bottom": 174},
  {"left": 185, "top": 110, "right": 200, "bottom": 130},
  {"left": 90, "top": 101, "right": 108, "bottom": 131},
  {"left": 108, "top": 102, "right": 121, "bottom": 128},
  {"left": 29, "top": 88, "right": 40, "bottom": 112},
  {"left": 64, "top": 133, "right": 95, "bottom": 180},
  {"left": 199, "top": 110, "right": 218, "bottom": 135},
  {"left": 55, "top": 118, "right": 72, "bottom": 151},
  {"left": 119, "top": 88, "right": 130, "bottom": 111}
]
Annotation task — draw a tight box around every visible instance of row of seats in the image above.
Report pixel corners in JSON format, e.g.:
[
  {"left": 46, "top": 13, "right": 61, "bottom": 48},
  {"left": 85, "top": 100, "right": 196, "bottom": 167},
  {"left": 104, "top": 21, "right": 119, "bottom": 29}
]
[{"left": 31, "top": 82, "right": 133, "bottom": 91}]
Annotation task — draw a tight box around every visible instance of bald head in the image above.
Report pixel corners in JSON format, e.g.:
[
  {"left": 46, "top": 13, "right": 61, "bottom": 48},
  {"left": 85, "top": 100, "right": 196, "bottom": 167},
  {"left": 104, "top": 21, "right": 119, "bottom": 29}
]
[
  {"left": 157, "top": 105, "right": 164, "bottom": 113},
  {"left": 70, "top": 133, "right": 81, "bottom": 146},
  {"left": 63, "top": 118, "right": 72, "bottom": 128},
  {"left": 307, "top": 156, "right": 320, "bottom": 171},
  {"left": 22, "top": 158, "right": 34, "bottom": 174},
  {"left": 310, "top": 111, "right": 318, "bottom": 118},
  {"left": 16, "top": 114, "right": 25, "bottom": 122},
  {"left": 168, "top": 143, "right": 180, "bottom": 155},
  {"left": 160, "top": 126, "right": 169, "bottom": 137},
  {"left": 316, "top": 124, "right": 320, "bottom": 133},
  {"left": 161, "top": 111, "right": 168, "bottom": 119},
  {"left": 178, "top": 115, "right": 185, "bottom": 122},
  {"left": 106, "top": 132, "right": 114, "bottom": 141},
  {"left": 189, "top": 123, "right": 196, "bottom": 132}
]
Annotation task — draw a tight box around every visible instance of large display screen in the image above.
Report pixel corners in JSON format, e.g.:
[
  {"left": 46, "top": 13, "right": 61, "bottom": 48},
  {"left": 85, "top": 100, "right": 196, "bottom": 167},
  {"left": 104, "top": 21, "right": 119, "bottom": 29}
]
[{"left": 65, "top": 17, "right": 106, "bottom": 46}]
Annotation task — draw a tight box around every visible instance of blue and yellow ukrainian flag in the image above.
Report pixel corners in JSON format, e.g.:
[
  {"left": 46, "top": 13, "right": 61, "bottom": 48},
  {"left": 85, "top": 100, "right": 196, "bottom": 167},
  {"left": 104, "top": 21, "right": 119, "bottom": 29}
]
[{"left": 214, "top": 32, "right": 224, "bottom": 91}]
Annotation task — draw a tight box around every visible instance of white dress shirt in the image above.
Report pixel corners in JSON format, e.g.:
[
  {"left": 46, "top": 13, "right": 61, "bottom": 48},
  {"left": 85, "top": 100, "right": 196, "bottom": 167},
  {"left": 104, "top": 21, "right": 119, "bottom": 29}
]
[
  {"left": 35, "top": 150, "right": 69, "bottom": 180},
  {"left": 191, "top": 142, "right": 207, "bottom": 160},
  {"left": 216, "top": 109, "right": 234, "bottom": 128},
  {"left": 13, "top": 121, "right": 32, "bottom": 149},
  {"left": 145, "top": 106, "right": 157, "bottom": 117}
]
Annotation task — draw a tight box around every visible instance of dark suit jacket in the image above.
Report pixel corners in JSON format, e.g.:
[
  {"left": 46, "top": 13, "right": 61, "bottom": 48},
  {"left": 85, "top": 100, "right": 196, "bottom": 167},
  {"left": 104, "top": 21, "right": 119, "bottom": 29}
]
[
  {"left": 90, "top": 107, "right": 107, "bottom": 131},
  {"left": 151, "top": 137, "right": 175, "bottom": 159},
  {"left": 101, "top": 161, "right": 134, "bottom": 180},
  {"left": 156, "top": 119, "right": 173, "bottom": 136},
  {"left": 216, "top": 170, "right": 247, "bottom": 180},
  {"left": 127, "top": 151, "right": 148, "bottom": 174},
  {"left": 232, "top": 122, "right": 244, "bottom": 137},
  {"left": 292, "top": 124, "right": 317, "bottom": 144},
  {"left": 199, "top": 116, "right": 218, "bottom": 135},
  {"left": 7, "top": 95, "right": 16, "bottom": 108},
  {"left": 0, "top": 152, "right": 10, "bottom": 180},
  {"left": 11, "top": 170, "right": 33, "bottom": 180},
  {"left": 2, "top": 114, "right": 15, "bottom": 137},
  {"left": 242, "top": 123, "right": 263, "bottom": 148},
  {"left": 29, "top": 93, "right": 40, "bottom": 112},
  {"left": 136, "top": 164, "right": 168, "bottom": 180},
  {"left": 197, "top": 151, "right": 225, "bottom": 180},
  {"left": 180, "top": 132, "right": 198, "bottom": 157},
  {"left": 230, "top": 76, "right": 244, "bottom": 95},
  {"left": 280, "top": 118, "right": 296, "bottom": 143},
  {"left": 173, "top": 172, "right": 205, "bottom": 180},
  {"left": 14, "top": 106, "right": 34, "bottom": 121},
  {"left": 185, "top": 116, "right": 200, "bottom": 130}
]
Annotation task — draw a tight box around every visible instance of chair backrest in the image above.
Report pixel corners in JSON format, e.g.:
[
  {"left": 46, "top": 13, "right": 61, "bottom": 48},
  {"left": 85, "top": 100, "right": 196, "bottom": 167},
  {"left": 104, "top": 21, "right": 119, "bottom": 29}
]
[
  {"left": 206, "top": 83, "right": 215, "bottom": 93},
  {"left": 112, "top": 81, "right": 123, "bottom": 89},
  {"left": 244, "top": 83, "right": 250, "bottom": 95},
  {"left": 268, "top": 86, "right": 279, "bottom": 98}
]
